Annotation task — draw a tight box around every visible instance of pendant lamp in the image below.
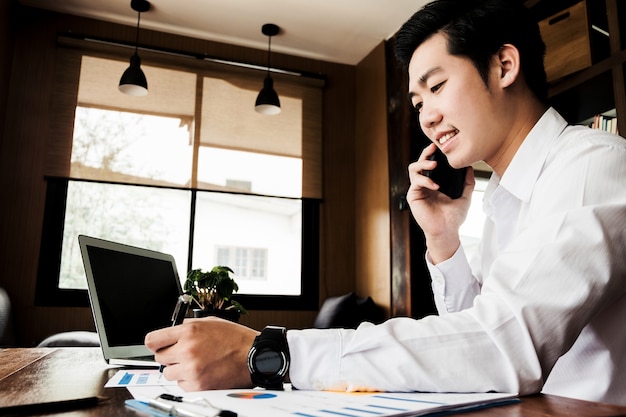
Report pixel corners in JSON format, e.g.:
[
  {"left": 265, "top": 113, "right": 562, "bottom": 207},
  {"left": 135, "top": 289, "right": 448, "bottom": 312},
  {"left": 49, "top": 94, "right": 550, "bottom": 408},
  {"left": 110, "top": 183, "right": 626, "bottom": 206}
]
[
  {"left": 255, "top": 23, "right": 281, "bottom": 115},
  {"left": 119, "top": 0, "right": 151, "bottom": 96}
]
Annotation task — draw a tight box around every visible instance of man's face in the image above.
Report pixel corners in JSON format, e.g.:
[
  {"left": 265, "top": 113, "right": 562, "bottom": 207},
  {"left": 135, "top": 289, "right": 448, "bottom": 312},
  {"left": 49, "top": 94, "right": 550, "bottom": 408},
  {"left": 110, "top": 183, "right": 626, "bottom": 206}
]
[{"left": 407, "top": 33, "right": 507, "bottom": 169}]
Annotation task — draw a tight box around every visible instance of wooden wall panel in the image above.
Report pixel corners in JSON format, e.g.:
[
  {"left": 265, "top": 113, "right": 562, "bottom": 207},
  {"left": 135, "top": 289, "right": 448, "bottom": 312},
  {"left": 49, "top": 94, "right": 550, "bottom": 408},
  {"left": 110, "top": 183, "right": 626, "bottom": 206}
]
[
  {"left": 354, "top": 43, "right": 391, "bottom": 315},
  {"left": 384, "top": 38, "right": 436, "bottom": 319},
  {"left": 0, "top": 6, "right": 356, "bottom": 346},
  {"left": 0, "top": 1, "right": 14, "bottom": 146},
  {"left": 384, "top": 38, "right": 414, "bottom": 318}
]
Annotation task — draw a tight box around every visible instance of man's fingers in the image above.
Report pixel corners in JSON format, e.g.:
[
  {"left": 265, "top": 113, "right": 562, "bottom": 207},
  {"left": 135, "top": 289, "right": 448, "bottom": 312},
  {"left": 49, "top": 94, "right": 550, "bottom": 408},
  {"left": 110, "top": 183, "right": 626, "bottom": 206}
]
[{"left": 145, "top": 325, "right": 183, "bottom": 353}]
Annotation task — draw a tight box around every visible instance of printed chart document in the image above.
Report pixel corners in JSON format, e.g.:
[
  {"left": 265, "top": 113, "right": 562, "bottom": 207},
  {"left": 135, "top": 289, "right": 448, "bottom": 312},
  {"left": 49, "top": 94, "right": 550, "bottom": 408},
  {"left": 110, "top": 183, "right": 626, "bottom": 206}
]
[
  {"left": 106, "top": 369, "right": 177, "bottom": 387},
  {"left": 123, "top": 384, "right": 519, "bottom": 417}
]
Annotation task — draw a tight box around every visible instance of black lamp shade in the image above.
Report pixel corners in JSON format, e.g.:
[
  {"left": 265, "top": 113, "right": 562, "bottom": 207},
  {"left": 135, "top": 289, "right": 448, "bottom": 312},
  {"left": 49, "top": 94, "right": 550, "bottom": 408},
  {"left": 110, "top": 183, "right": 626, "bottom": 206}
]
[
  {"left": 119, "top": 54, "right": 148, "bottom": 96},
  {"left": 255, "top": 76, "right": 281, "bottom": 115}
]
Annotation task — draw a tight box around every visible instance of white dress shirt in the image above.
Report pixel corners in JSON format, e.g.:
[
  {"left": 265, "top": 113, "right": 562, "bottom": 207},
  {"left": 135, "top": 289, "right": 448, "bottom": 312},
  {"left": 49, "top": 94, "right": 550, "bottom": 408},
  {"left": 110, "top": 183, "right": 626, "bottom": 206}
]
[{"left": 287, "top": 108, "right": 626, "bottom": 406}]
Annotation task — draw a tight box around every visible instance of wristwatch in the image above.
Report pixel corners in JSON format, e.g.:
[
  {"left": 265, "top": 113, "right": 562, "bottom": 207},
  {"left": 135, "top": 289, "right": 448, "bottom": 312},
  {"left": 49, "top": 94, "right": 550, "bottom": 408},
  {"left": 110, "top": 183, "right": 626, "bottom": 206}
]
[{"left": 247, "top": 325, "right": 290, "bottom": 390}]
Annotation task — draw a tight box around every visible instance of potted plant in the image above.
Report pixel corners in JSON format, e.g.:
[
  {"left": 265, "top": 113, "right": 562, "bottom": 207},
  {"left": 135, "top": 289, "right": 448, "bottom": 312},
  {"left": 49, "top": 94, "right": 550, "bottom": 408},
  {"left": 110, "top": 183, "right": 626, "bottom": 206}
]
[{"left": 184, "top": 266, "right": 247, "bottom": 322}]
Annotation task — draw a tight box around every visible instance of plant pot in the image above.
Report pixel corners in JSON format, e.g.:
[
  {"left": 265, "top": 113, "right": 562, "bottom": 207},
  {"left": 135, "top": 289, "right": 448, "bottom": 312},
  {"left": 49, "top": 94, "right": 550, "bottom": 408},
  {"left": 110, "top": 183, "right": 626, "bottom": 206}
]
[{"left": 193, "top": 308, "right": 241, "bottom": 322}]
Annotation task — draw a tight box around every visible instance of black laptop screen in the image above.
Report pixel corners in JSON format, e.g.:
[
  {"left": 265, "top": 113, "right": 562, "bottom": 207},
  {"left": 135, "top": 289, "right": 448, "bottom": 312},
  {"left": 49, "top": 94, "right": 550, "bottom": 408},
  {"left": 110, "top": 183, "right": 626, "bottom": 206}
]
[{"left": 86, "top": 245, "right": 181, "bottom": 347}]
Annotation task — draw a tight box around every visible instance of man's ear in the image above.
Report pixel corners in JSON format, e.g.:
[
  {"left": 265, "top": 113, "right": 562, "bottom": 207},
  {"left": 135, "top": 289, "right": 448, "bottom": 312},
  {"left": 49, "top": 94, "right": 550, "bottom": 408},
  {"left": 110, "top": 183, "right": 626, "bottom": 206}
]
[{"left": 496, "top": 44, "right": 520, "bottom": 88}]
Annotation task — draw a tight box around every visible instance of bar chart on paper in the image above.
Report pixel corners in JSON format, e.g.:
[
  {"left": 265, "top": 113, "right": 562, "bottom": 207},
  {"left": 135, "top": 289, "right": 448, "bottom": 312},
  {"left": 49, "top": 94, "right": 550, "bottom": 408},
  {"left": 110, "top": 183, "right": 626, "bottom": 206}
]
[
  {"left": 106, "top": 370, "right": 177, "bottom": 387},
  {"left": 126, "top": 385, "right": 519, "bottom": 417}
]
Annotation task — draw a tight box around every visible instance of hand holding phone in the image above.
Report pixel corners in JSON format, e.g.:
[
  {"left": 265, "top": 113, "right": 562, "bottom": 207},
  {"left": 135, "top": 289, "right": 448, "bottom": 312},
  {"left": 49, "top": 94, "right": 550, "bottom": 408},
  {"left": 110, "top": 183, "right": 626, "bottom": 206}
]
[{"left": 424, "top": 148, "right": 467, "bottom": 199}]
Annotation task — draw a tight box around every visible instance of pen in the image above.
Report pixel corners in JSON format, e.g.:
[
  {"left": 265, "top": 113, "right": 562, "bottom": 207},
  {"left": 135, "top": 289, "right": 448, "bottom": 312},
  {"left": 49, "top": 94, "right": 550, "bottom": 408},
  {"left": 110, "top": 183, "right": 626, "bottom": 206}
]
[
  {"left": 160, "top": 394, "right": 237, "bottom": 417},
  {"left": 171, "top": 294, "right": 191, "bottom": 325},
  {"left": 146, "top": 398, "right": 203, "bottom": 417},
  {"left": 146, "top": 396, "right": 237, "bottom": 417},
  {"left": 160, "top": 294, "right": 191, "bottom": 372}
]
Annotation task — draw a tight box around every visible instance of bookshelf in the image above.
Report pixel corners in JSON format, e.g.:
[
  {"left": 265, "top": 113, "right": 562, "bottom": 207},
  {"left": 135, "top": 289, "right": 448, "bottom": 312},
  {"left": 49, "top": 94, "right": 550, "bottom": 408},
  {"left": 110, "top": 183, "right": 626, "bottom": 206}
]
[{"left": 526, "top": 0, "right": 625, "bottom": 136}]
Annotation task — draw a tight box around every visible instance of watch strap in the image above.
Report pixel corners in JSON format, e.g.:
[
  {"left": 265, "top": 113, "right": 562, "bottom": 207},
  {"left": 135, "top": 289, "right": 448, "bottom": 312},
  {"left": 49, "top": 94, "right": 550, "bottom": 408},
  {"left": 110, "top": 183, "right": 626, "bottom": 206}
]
[{"left": 248, "top": 325, "right": 289, "bottom": 390}]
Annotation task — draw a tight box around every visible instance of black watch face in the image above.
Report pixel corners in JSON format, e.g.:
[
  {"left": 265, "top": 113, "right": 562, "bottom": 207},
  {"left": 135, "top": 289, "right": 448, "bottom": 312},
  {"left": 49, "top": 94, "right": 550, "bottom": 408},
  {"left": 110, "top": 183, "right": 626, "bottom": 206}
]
[{"left": 255, "top": 349, "right": 284, "bottom": 375}]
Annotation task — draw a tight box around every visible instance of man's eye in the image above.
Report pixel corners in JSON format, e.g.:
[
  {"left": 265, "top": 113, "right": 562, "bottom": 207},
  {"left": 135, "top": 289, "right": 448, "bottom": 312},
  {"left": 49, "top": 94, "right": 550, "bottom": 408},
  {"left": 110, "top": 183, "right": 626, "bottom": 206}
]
[
  {"left": 414, "top": 102, "right": 423, "bottom": 112},
  {"left": 431, "top": 81, "right": 444, "bottom": 93}
]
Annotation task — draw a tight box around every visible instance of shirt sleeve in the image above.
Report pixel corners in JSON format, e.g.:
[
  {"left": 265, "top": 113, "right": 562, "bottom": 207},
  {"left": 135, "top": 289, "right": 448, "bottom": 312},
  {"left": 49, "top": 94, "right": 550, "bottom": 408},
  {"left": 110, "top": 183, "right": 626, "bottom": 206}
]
[
  {"left": 426, "top": 245, "right": 481, "bottom": 314},
  {"left": 287, "top": 131, "right": 626, "bottom": 396},
  {"left": 287, "top": 198, "right": 626, "bottom": 394}
]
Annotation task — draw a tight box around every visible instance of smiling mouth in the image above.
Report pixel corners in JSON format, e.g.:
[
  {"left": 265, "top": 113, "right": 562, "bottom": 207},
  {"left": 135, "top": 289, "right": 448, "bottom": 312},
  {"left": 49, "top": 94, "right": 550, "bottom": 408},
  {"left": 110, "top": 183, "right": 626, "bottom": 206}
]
[{"left": 438, "top": 129, "right": 459, "bottom": 146}]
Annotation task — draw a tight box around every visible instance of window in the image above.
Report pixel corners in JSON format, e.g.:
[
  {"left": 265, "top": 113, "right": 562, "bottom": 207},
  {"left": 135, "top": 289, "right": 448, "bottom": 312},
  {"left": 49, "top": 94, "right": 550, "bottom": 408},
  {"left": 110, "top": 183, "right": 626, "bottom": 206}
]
[
  {"left": 59, "top": 181, "right": 192, "bottom": 290},
  {"left": 459, "top": 176, "right": 489, "bottom": 261},
  {"left": 37, "top": 44, "right": 323, "bottom": 310},
  {"left": 192, "top": 192, "right": 301, "bottom": 295}
]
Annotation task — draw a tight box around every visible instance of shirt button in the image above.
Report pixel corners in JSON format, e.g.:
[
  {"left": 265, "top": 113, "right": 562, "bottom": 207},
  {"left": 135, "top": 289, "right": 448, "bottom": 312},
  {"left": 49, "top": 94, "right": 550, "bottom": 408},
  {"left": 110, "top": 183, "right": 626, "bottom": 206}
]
[{"left": 432, "top": 273, "right": 444, "bottom": 285}]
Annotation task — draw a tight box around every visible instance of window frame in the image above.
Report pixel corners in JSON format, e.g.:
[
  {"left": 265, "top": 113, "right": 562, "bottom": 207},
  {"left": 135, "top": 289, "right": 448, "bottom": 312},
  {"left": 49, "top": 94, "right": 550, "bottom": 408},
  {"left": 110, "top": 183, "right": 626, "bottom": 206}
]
[
  {"left": 35, "top": 38, "right": 324, "bottom": 311},
  {"left": 36, "top": 177, "right": 320, "bottom": 310}
]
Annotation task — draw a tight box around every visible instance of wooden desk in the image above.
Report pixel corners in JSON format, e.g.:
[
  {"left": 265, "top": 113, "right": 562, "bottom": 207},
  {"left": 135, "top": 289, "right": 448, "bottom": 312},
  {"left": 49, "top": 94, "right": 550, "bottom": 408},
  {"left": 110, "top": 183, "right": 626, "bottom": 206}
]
[{"left": 1, "top": 347, "right": 625, "bottom": 417}]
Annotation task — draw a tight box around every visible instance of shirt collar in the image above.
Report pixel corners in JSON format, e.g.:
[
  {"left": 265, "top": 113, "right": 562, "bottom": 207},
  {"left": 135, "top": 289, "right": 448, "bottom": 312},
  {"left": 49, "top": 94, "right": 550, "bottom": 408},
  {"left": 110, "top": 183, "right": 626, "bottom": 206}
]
[{"left": 497, "top": 107, "right": 568, "bottom": 203}]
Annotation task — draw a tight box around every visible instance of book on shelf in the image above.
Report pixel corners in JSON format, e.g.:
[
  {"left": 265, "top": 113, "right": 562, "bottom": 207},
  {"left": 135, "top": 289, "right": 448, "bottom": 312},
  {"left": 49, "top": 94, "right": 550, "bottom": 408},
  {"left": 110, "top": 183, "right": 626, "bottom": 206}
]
[{"left": 590, "top": 113, "right": 619, "bottom": 135}]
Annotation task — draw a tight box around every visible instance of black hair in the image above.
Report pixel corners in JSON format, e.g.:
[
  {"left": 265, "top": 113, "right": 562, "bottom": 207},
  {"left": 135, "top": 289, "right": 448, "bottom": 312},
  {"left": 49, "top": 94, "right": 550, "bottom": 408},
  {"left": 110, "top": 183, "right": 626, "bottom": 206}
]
[{"left": 394, "top": 0, "right": 547, "bottom": 102}]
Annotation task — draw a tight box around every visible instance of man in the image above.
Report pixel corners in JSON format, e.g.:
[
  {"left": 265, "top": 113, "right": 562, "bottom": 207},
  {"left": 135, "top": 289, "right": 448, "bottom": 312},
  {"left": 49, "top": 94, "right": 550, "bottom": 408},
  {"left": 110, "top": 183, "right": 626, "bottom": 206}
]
[{"left": 145, "top": 0, "right": 626, "bottom": 405}]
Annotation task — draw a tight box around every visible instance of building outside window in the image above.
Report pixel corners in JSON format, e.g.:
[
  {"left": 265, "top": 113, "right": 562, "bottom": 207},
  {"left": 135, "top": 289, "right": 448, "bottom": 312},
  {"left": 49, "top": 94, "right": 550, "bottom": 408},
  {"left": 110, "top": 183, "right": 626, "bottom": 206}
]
[{"left": 216, "top": 246, "right": 268, "bottom": 281}]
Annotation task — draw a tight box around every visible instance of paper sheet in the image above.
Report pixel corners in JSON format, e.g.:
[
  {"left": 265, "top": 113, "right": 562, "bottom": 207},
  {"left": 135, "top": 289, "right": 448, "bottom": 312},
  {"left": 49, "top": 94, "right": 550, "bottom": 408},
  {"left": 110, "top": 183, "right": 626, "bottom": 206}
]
[
  {"left": 105, "top": 369, "right": 177, "bottom": 387},
  {"left": 125, "top": 385, "right": 519, "bottom": 417}
]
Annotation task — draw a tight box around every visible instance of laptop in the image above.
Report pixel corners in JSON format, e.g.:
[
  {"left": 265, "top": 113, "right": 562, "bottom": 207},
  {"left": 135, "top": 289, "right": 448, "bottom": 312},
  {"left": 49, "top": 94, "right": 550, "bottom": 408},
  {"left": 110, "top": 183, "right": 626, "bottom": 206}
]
[{"left": 78, "top": 235, "right": 183, "bottom": 367}]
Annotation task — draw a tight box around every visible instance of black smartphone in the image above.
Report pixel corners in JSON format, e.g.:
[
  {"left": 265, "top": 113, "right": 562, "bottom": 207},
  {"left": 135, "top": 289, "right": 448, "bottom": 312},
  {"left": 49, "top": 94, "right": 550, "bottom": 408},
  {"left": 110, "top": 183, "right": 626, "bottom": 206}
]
[{"left": 424, "top": 147, "right": 467, "bottom": 199}]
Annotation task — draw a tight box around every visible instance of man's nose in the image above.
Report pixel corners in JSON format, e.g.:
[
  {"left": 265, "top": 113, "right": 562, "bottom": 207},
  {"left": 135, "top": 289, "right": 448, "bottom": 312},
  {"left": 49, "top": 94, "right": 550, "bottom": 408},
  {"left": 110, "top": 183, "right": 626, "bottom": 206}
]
[{"left": 419, "top": 104, "right": 442, "bottom": 130}]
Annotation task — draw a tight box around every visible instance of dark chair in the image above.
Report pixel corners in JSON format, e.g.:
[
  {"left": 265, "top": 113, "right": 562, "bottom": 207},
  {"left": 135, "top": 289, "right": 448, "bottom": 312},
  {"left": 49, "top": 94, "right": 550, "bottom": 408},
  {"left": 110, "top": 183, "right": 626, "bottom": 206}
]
[
  {"left": 37, "top": 330, "right": 100, "bottom": 347},
  {"left": 0, "top": 286, "right": 99, "bottom": 347},
  {"left": 313, "top": 292, "right": 385, "bottom": 329},
  {"left": 0, "top": 287, "right": 16, "bottom": 347}
]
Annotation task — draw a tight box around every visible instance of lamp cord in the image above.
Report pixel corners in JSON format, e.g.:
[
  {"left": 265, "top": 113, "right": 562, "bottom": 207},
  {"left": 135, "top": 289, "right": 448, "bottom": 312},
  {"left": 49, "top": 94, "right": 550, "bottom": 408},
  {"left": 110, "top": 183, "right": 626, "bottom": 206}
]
[
  {"left": 266, "top": 35, "right": 272, "bottom": 76},
  {"left": 134, "top": 11, "right": 141, "bottom": 55}
]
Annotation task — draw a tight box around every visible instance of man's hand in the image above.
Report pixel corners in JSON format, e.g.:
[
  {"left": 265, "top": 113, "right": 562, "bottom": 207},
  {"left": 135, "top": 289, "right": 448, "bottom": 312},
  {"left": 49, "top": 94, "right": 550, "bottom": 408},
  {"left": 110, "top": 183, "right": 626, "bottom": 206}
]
[
  {"left": 145, "top": 316, "right": 259, "bottom": 391},
  {"left": 407, "top": 143, "right": 475, "bottom": 264}
]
